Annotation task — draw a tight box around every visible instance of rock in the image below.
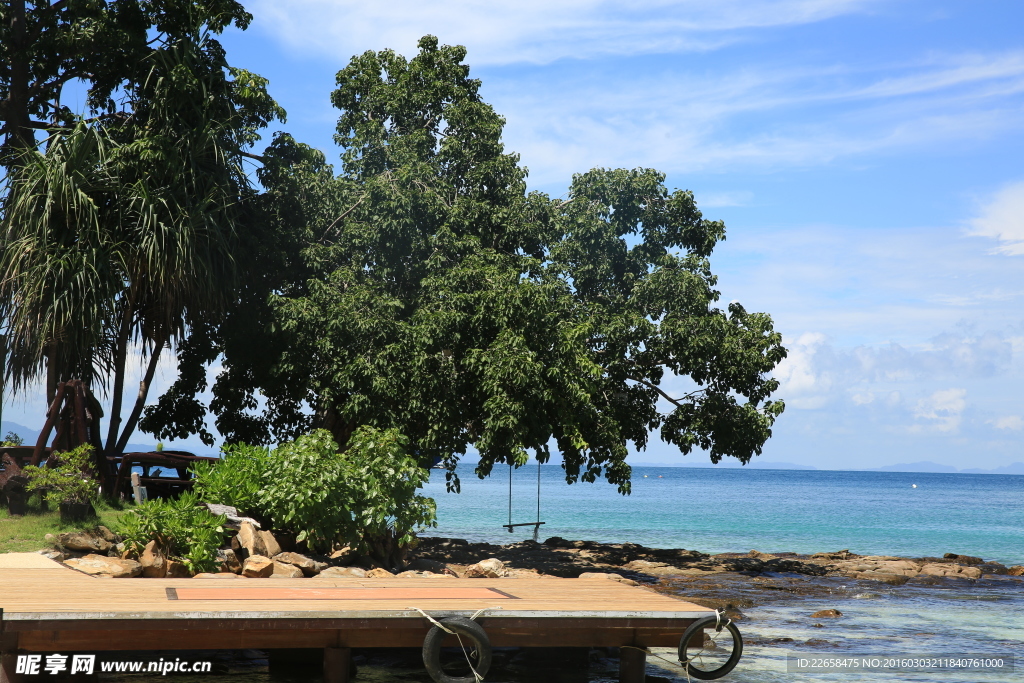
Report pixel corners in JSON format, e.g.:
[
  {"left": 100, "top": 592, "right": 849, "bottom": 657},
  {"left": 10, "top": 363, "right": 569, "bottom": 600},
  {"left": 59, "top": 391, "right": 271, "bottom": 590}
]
[
  {"left": 365, "top": 567, "right": 395, "bottom": 578},
  {"left": 748, "top": 550, "right": 774, "bottom": 559},
  {"left": 258, "top": 530, "right": 283, "bottom": 558},
  {"left": 165, "top": 560, "right": 191, "bottom": 578},
  {"left": 406, "top": 558, "right": 457, "bottom": 575},
  {"left": 96, "top": 526, "right": 117, "bottom": 543},
  {"left": 811, "top": 609, "right": 843, "bottom": 618},
  {"left": 204, "top": 503, "right": 261, "bottom": 529},
  {"left": 464, "top": 558, "right": 506, "bottom": 578},
  {"left": 851, "top": 571, "right": 910, "bottom": 586},
  {"left": 38, "top": 549, "right": 67, "bottom": 562},
  {"left": 273, "top": 552, "right": 326, "bottom": 577},
  {"left": 943, "top": 553, "right": 983, "bottom": 565},
  {"left": 193, "top": 572, "right": 246, "bottom": 579},
  {"left": 139, "top": 540, "right": 167, "bottom": 578},
  {"left": 317, "top": 566, "right": 367, "bottom": 578},
  {"left": 330, "top": 546, "right": 356, "bottom": 565},
  {"left": 919, "top": 563, "right": 982, "bottom": 579},
  {"left": 577, "top": 572, "right": 639, "bottom": 586},
  {"left": 237, "top": 521, "right": 260, "bottom": 556},
  {"left": 65, "top": 554, "right": 142, "bottom": 578},
  {"left": 1007, "top": 565, "right": 1024, "bottom": 576},
  {"left": 217, "top": 548, "right": 242, "bottom": 574},
  {"left": 977, "top": 562, "right": 1007, "bottom": 575},
  {"left": 57, "top": 531, "right": 112, "bottom": 553},
  {"left": 272, "top": 561, "right": 305, "bottom": 578},
  {"left": 242, "top": 555, "right": 275, "bottom": 578}
]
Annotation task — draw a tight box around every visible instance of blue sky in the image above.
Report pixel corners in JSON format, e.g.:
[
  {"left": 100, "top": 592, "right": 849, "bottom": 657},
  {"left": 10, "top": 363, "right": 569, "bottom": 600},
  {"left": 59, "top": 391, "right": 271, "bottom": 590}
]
[{"left": 5, "top": 0, "right": 1024, "bottom": 470}]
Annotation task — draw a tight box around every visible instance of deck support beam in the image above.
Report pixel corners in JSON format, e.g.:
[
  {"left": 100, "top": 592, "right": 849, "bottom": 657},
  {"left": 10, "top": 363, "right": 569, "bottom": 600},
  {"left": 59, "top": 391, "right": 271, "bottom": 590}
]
[
  {"left": 618, "top": 646, "right": 646, "bottom": 683},
  {"left": 323, "top": 647, "right": 351, "bottom": 683},
  {"left": 0, "top": 652, "right": 23, "bottom": 683}
]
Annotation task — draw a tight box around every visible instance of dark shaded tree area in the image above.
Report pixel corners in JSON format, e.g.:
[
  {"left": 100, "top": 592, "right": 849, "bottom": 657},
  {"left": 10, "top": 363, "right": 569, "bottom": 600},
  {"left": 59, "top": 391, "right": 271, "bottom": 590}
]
[
  {"left": 142, "top": 36, "right": 787, "bottom": 493},
  {"left": 0, "top": 0, "right": 282, "bottom": 456}
]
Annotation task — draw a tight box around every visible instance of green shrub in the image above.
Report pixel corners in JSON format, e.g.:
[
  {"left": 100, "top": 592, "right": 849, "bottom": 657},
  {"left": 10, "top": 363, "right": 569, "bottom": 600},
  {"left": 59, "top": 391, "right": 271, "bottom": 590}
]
[
  {"left": 191, "top": 442, "right": 270, "bottom": 515},
  {"left": 23, "top": 443, "right": 97, "bottom": 505},
  {"left": 2, "top": 431, "right": 24, "bottom": 447},
  {"left": 198, "top": 427, "right": 436, "bottom": 560},
  {"left": 118, "top": 491, "right": 226, "bottom": 574}
]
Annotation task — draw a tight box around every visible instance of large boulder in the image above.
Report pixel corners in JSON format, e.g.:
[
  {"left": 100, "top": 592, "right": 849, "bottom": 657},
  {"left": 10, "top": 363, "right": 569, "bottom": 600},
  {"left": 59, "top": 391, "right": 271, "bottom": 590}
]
[
  {"left": 242, "top": 555, "right": 275, "bottom": 578},
  {"left": 365, "top": 567, "right": 395, "bottom": 578},
  {"left": 273, "top": 552, "right": 326, "bottom": 577},
  {"left": 1008, "top": 565, "right": 1024, "bottom": 576},
  {"left": 58, "top": 531, "right": 112, "bottom": 553},
  {"left": 65, "top": 554, "right": 142, "bottom": 578},
  {"left": 139, "top": 540, "right": 167, "bottom": 578},
  {"left": 318, "top": 566, "right": 367, "bottom": 578},
  {"left": 464, "top": 558, "right": 506, "bottom": 578}
]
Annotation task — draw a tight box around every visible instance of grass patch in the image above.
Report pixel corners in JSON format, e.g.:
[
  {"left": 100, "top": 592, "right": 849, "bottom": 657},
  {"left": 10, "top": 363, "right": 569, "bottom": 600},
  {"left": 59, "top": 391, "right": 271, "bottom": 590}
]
[{"left": 0, "top": 495, "right": 128, "bottom": 553}]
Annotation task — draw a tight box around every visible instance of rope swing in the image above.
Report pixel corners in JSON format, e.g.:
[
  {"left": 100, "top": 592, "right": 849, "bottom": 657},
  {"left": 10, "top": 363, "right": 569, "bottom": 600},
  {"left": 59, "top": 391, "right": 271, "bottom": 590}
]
[{"left": 502, "top": 458, "right": 545, "bottom": 540}]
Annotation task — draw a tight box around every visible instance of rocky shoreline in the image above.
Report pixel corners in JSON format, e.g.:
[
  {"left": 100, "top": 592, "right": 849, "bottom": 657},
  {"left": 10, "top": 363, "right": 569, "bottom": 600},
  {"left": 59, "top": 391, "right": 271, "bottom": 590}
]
[{"left": 38, "top": 525, "right": 1024, "bottom": 588}]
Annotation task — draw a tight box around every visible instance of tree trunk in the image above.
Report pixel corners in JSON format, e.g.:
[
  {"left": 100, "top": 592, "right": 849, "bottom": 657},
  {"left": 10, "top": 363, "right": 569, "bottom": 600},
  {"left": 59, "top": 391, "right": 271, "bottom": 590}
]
[
  {"left": 4, "top": 0, "right": 35, "bottom": 156},
  {"left": 112, "top": 336, "right": 165, "bottom": 456},
  {"left": 105, "top": 304, "right": 133, "bottom": 452}
]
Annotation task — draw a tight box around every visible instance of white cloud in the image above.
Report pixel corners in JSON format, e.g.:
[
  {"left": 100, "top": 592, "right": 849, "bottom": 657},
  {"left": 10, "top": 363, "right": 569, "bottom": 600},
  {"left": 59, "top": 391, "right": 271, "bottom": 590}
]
[
  {"left": 249, "top": 0, "right": 881, "bottom": 66},
  {"left": 991, "top": 415, "right": 1024, "bottom": 430},
  {"left": 912, "top": 388, "right": 966, "bottom": 432},
  {"left": 968, "top": 180, "right": 1024, "bottom": 255}
]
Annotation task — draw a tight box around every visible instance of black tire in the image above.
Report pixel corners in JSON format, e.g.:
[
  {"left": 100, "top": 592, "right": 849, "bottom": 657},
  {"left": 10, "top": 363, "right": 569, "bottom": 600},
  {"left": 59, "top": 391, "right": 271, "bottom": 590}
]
[
  {"left": 678, "top": 614, "right": 743, "bottom": 680},
  {"left": 422, "top": 616, "right": 492, "bottom": 683}
]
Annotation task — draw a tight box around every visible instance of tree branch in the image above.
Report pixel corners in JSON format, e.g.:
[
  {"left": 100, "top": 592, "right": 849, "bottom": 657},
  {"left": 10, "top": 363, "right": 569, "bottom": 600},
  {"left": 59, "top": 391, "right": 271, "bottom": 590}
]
[
  {"left": 319, "top": 193, "right": 367, "bottom": 242},
  {"left": 625, "top": 376, "right": 702, "bottom": 407},
  {"left": 240, "top": 150, "right": 267, "bottom": 164}
]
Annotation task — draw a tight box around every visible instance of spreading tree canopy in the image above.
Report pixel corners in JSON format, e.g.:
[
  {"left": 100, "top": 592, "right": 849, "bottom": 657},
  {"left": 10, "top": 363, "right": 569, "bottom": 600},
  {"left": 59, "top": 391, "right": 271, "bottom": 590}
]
[{"left": 145, "top": 36, "right": 786, "bottom": 493}]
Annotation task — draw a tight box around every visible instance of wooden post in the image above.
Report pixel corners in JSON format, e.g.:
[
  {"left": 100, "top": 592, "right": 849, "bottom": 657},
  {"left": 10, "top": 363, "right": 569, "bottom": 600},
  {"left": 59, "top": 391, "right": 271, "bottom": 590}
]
[
  {"left": 323, "top": 647, "right": 351, "bottom": 683},
  {"left": 618, "top": 646, "right": 646, "bottom": 683},
  {"left": 0, "top": 652, "right": 23, "bottom": 683}
]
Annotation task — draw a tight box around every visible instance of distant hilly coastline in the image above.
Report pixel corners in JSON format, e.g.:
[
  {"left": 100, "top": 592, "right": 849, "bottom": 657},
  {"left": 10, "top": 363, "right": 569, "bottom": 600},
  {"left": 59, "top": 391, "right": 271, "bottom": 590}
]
[
  {"left": 5, "top": 420, "right": 1022, "bottom": 475},
  {"left": 619, "top": 459, "right": 1024, "bottom": 475}
]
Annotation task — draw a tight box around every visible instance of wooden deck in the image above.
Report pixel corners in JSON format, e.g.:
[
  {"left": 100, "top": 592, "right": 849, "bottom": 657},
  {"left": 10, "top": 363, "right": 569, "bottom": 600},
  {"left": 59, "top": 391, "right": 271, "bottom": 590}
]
[{"left": 0, "top": 554, "right": 714, "bottom": 682}]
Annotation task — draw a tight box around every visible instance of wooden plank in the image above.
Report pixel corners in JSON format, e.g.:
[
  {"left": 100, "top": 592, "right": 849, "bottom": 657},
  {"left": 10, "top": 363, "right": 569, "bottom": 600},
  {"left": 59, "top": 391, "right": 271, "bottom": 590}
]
[{"left": 171, "top": 586, "right": 516, "bottom": 601}]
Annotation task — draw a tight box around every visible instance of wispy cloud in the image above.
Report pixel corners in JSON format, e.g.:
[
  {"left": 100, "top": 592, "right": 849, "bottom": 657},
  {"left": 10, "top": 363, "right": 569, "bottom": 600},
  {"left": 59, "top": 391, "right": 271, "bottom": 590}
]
[
  {"left": 489, "top": 51, "right": 1024, "bottom": 183},
  {"left": 248, "top": 0, "right": 881, "bottom": 66},
  {"left": 968, "top": 180, "right": 1024, "bottom": 255}
]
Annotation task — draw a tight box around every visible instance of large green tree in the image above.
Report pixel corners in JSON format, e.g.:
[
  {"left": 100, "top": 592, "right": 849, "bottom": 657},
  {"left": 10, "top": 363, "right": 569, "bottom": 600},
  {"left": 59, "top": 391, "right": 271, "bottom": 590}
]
[
  {"left": 0, "top": 0, "right": 282, "bottom": 457},
  {"left": 145, "top": 36, "right": 786, "bottom": 493}
]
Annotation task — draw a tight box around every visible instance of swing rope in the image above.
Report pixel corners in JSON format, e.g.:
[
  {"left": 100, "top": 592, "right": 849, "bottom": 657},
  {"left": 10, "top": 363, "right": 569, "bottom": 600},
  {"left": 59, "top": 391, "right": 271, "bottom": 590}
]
[{"left": 503, "top": 459, "right": 545, "bottom": 537}]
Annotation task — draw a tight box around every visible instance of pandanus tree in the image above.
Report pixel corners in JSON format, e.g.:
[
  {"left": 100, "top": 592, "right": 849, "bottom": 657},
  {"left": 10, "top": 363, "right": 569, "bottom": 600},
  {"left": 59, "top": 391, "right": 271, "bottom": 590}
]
[{"left": 0, "top": 21, "right": 282, "bottom": 457}]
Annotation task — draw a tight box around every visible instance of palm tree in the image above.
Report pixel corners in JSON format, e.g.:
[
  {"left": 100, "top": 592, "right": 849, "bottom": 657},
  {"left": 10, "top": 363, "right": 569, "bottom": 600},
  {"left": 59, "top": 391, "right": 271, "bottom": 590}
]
[{"left": 0, "top": 36, "right": 282, "bottom": 461}]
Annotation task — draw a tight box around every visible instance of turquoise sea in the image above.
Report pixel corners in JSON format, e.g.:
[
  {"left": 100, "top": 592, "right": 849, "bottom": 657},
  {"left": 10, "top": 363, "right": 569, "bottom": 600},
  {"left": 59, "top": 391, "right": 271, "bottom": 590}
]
[{"left": 422, "top": 465, "right": 1024, "bottom": 566}]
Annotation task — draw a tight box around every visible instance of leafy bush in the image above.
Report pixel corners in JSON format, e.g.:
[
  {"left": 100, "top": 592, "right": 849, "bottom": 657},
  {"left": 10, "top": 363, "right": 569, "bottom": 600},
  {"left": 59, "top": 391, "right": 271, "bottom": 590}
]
[
  {"left": 191, "top": 442, "right": 270, "bottom": 515},
  {"left": 23, "top": 444, "right": 97, "bottom": 505},
  {"left": 118, "top": 491, "right": 226, "bottom": 574},
  {"left": 194, "top": 428, "right": 436, "bottom": 560}
]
